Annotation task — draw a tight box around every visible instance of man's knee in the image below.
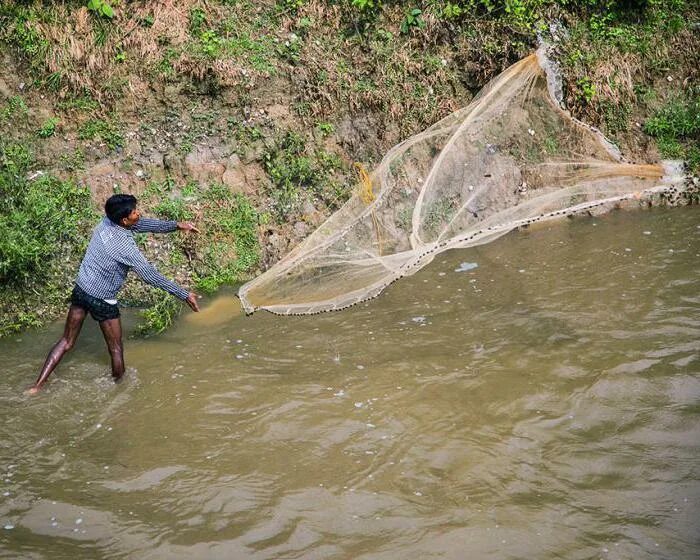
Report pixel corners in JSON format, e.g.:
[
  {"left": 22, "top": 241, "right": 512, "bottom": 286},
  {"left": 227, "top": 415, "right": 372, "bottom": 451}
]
[
  {"left": 62, "top": 337, "right": 76, "bottom": 352},
  {"left": 107, "top": 341, "right": 123, "bottom": 356}
]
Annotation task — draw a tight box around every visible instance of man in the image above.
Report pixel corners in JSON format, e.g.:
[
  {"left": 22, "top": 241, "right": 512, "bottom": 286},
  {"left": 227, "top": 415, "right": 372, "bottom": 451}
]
[{"left": 28, "top": 194, "right": 200, "bottom": 394}]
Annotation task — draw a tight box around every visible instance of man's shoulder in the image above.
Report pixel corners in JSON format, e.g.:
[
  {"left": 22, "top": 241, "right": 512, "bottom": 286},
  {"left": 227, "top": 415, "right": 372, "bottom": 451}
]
[{"left": 97, "top": 218, "right": 135, "bottom": 247}]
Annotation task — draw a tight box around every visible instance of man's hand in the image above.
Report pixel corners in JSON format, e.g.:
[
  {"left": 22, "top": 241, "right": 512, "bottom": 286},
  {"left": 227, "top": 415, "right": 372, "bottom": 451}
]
[
  {"left": 177, "top": 221, "right": 200, "bottom": 234},
  {"left": 185, "top": 292, "right": 200, "bottom": 312},
  {"left": 25, "top": 385, "right": 40, "bottom": 395}
]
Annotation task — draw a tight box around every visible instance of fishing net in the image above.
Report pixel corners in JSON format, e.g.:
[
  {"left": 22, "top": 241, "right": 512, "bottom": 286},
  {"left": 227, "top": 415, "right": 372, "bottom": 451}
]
[{"left": 239, "top": 48, "right": 686, "bottom": 315}]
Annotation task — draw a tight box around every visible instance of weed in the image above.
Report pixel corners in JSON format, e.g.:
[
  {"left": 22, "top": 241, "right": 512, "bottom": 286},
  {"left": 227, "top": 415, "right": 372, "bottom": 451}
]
[
  {"left": 543, "top": 136, "right": 558, "bottom": 155},
  {"left": 424, "top": 197, "right": 455, "bottom": 236},
  {"left": 601, "top": 99, "right": 632, "bottom": 136},
  {"left": 400, "top": 8, "right": 425, "bottom": 34},
  {"left": 204, "top": 182, "right": 232, "bottom": 202},
  {"left": 577, "top": 77, "right": 597, "bottom": 104},
  {"left": 352, "top": 0, "right": 382, "bottom": 14},
  {"left": 38, "top": 117, "right": 60, "bottom": 138},
  {"left": 135, "top": 292, "right": 181, "bottom": 336},
  {"left": 263, "top": 130, "right": 346, "bottom": 221},
  {"left": 1, "top": 96, "right": 28, "bottom": 122},
  {"left": 442, "top": 2, "right": 463, "bottom": 19},
  {"left": 86, "top": 0, "right": 114, "bottom": 19},
  {"left": 316, "top": 122, "right": 335, "bottom": 136},
  {"left": 182, "top": 180, "right": 200, "bottom": 198},
  {"left": 1, "top": 143, "right": 32, "bottom": 175},
  {"left": 78, "top": 118, "right": 124, "bottom": 151},
  {"left": 143, "top": 177, "right": 176, "bottom": 200},
  {"left": 56, "top": 94, "right": 99, "bottom": 113},
  {"left": 189, "top": 7, "right": 207, "bottom": 35},
  {"left": 60, "top": 148, "right": 85, "bottom": 171},
  {"left": 154, "top": 198, "right": 193, "bottom": 221},
  {"left": 644, "top": 96, "right": 700, "bottom": 139}
]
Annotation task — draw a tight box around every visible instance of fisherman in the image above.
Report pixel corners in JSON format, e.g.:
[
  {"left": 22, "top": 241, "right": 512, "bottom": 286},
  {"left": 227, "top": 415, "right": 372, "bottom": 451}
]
[{"left": 28, "top": 194, "right": 200, "bottom": 394}]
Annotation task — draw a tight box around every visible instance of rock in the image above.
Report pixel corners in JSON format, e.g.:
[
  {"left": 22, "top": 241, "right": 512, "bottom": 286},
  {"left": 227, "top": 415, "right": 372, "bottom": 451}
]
[
  {"left": 222, "top": 157, "right": 264, "bottom": 195},
  {"left": 163, "top": 151, "right": 186, "bottom": 176},
  {"left": 294, "top": 221, "right": 308, "bottom": 237},
  {"left": 185, "top": 144, "right": 226, "bottom": 183},
  {"left": 221, "top": 154, "right": 245, "bottom": 192},
  {"left": 302, "top": 200, "right": 317, "bottom": 215}
]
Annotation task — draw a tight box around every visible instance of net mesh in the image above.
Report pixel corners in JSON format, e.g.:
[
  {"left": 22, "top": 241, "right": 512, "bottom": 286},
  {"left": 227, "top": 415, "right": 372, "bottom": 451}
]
[{"left": 239, "top": 48, "right": 686, "bottom": 315}]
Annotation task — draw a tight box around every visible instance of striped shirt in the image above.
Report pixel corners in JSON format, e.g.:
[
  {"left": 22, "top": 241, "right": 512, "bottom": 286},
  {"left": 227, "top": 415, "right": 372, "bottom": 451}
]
[{"left": 75, "top": 217, "right": 189, "bottom": 302}]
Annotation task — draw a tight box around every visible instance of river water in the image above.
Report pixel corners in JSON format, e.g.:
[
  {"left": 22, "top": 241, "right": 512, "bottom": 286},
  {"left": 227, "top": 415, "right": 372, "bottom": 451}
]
[{"left": 1, "top": 207, "right": 698, "bottom": 559}]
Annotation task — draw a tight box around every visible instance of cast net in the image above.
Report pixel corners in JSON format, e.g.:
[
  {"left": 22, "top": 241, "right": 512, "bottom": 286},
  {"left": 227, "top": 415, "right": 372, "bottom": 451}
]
[{"left": 238, "top": 48, "right": 685, "bottom": 315}]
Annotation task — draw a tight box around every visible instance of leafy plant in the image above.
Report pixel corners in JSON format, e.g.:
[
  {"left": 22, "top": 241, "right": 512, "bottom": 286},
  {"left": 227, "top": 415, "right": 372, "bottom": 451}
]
[
  {"left": 189, "top": 7, "right": 207, "bottom": 35},
  {"left": 1, "top": 143, "right": 32, "bottom": 175},
  {"left": 577, "top": 77, "right": 597, "bottom": 104},
  {"left": 400, "top": 8, "right": 425, "bottom": 34},
  {"left": 352, "top": 0, "right": 382, "bottom": 13},
  {"left": 443, "top": 2, "right": 463, "bottom": 19},
  {"left": 86, "top": 0, "right": 114, "bottom": 19},
  {"left": 38, "top": 117, "right": 59, "bottom": 138},
  {"left": 136, "top": 292, "right": 181, "bottom": 336}
]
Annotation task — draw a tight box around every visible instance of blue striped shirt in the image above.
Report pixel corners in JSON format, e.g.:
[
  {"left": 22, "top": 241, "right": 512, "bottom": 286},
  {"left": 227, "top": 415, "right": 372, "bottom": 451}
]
[{"left": 75, "top": 217, "right": 189, "bottom": 302}]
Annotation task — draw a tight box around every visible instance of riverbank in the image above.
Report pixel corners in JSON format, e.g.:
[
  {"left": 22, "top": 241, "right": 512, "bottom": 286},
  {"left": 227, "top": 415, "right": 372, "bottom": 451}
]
[{"left": 1, "top": 0, "right": 698, "bottom": 335}]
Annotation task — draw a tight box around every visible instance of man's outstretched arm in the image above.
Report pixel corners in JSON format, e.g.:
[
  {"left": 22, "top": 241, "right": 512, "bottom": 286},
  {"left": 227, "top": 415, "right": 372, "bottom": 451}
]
[
  {"left": 105, "top": 236, "right": 200, "bottom": 311},
  {"left": 132, "top": 217, "right": 200, "bottom": 234}
]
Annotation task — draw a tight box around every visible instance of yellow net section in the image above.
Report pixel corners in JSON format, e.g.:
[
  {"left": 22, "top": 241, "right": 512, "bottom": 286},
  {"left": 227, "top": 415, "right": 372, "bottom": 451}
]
[{"left": 355, "top": 162, "right": 383, "bottom": 256}]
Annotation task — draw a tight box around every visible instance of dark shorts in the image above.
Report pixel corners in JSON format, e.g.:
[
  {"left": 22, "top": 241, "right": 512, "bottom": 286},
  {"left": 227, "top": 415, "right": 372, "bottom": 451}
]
[{"left": 70, "top": 284, "right": 120, "bottom": 322}]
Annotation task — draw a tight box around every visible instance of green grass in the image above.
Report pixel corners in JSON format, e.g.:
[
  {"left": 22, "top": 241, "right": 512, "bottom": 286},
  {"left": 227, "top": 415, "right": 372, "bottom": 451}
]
[
  {"left": 154, "top": 198, "right": 194, "bottom": 221},
  {"left": 78, "top": 118, "right": 124, "bottom": 150},
  {"left": 0, "top": 141, "right": 95, "bottom": 286},
  {"left": 193, "top": 191, "right": 261, "bottom": 293},
  {"left": 644, "top": 93, "right": 700, "bottom": 174},
  {"left": 135, "top": 291, "right": 182, "bottom": 337},
  {"left": 262, "top": 130, "right": 348, "bottom": 221}
]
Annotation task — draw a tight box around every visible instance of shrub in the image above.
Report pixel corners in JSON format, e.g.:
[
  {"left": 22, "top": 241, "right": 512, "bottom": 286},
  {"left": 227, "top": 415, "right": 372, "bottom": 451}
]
[{"left": 0, "top": 146, "right": 95, "bottom": 285}]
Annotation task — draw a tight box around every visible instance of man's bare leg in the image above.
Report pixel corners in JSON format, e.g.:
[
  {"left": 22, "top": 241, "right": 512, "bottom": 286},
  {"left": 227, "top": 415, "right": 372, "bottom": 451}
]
[
  {"left": 29, "top": 305, "right": 87, "bottom": 393},
  {"left": 99, "top": 317, "right": 124, "bottom": 382}
]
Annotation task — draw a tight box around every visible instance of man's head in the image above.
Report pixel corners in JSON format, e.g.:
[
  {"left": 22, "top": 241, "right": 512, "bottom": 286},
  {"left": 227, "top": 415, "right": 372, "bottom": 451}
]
[{"left": 105, "top": 194, "right": 140, "bottom": 227}]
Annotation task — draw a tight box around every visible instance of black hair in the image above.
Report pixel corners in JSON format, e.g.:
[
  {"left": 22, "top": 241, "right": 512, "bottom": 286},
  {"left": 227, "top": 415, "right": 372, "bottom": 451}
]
[{"left": 105, "top": 194, "right": 137, "bottom": 224}]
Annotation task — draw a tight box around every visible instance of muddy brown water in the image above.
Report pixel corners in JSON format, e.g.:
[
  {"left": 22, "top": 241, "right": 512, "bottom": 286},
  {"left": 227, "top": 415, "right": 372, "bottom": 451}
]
[{"left": 1, "top": 207, "right": 698, "bottom": 560}]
